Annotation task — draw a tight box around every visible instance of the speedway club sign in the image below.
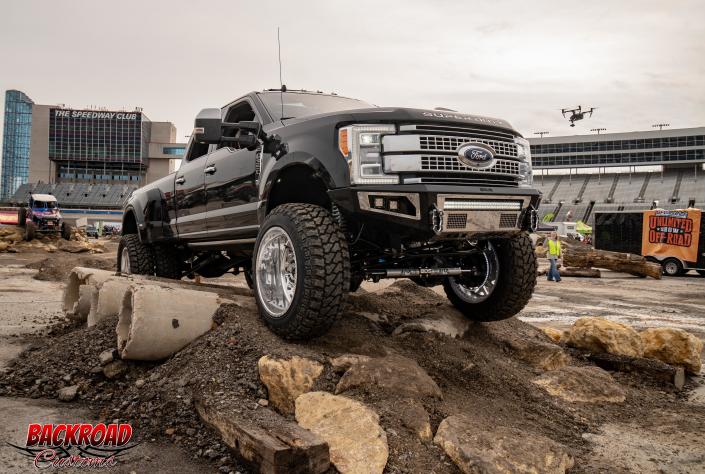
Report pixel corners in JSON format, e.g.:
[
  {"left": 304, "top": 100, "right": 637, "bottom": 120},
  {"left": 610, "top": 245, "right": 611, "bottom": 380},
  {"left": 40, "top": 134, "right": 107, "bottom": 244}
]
[
  {"left": 51, "top": 109, "right": 140, "bottom": 120},
  {"left": 9, "top": 423, "right": 138, "bottom": 469},
  {"left": 642, "top": 209, "right": 702, "bottom": 262}
]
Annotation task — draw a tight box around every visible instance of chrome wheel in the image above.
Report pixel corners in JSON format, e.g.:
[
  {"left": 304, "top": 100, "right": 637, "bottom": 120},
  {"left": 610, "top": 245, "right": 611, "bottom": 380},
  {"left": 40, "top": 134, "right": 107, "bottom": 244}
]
[
  {"left": 120, "top": 247, "right": 131, "bottom": 274},
  {"left": 448, "top": 241, "right": 499, "bottom": 303},
  {"left": 255, "top": 226, "right": 298, "bottom": 317}
]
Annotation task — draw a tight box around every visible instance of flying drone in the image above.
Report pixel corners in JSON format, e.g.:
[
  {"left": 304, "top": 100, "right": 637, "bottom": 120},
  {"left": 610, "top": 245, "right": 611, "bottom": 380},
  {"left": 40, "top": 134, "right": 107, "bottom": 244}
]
[{"left": 561, "top": 105, "right": 597, "bottom": 127}]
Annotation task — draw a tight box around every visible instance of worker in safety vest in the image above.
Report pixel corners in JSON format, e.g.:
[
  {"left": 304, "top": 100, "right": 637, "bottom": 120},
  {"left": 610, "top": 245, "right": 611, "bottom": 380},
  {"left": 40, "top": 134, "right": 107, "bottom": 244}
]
[{"left": 546, "top": 231, "right": 562, "bottom": 282}]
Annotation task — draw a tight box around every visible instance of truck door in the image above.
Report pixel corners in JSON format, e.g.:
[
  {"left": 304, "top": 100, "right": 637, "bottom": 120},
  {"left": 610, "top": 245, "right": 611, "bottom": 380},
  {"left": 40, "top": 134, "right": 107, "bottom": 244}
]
[
  {"left": 204, "top": 99, "right": 260, "bottom": 241},
  {"left": 173, "top": 138, "right": 210, "bottom": 239}
]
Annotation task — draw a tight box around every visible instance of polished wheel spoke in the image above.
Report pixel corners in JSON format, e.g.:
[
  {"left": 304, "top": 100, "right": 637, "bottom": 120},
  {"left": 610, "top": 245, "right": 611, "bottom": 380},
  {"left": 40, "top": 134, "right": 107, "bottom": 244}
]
[
  {"left": 256, "top": 227, "right": 297, "bottom": 317},
  {"left": 450, "top": 242, "right": 499, "bottom": 304}
]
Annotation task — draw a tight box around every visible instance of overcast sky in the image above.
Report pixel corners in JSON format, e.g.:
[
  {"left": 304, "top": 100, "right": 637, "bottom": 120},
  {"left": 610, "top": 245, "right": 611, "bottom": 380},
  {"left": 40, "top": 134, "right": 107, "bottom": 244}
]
[{"left": 1, "top": 0, "right": 704, "bottom": 150}]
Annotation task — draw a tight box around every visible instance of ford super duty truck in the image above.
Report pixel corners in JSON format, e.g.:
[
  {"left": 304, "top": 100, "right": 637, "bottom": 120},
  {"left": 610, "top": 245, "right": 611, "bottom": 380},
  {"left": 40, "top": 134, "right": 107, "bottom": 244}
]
[{"left": 119, "top": 89, "right": 541, "bottom": 339}]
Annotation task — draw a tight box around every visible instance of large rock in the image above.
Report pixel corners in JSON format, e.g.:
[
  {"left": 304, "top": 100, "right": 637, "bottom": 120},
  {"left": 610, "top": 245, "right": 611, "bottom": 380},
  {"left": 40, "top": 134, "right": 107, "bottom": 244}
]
[
  {"left": 566, "top": 317, "right": 644, "bottom": 358},
  {"left": 434, "top": 414, "right": 574, "bottom": 474},
  {"left": 542, "top": 327, "right": 565, "bottom": 344},
  {"left": 533, "top": 366, "right": 626, "bottom": 403},
  {"left": 258, "top": 356, "right": 324, "bottom": 414},
  {"left": 335, "top": 354, "right": 442, "bottom": 399},
  {"left": 296, "top": 392, "right": 388, "bottom": 474},
  {"left": 396, "top": 399, "right": 432, "bottom": 442},
  {"left": 640, "top": 328, "right": 703, "bottom": 375}
]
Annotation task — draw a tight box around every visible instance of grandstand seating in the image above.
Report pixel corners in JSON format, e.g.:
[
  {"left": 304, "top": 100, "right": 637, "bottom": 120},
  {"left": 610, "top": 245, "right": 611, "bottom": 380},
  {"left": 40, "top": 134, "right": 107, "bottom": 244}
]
[
  {"left": 10, "top": 182, "right": 138, "bottom": 209},
  {"left": 535, "top": 169, "right": 705, "bottom": 226}
]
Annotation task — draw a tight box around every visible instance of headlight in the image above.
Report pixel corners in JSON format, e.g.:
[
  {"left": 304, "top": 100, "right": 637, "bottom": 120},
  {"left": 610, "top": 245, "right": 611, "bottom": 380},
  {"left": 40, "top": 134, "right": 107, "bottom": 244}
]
[
  {"left": 338, "top": 124, "right": 398, "bottom": 185},
  {"left": 514, "top": 136, "right": 533, "bottom": 187}
]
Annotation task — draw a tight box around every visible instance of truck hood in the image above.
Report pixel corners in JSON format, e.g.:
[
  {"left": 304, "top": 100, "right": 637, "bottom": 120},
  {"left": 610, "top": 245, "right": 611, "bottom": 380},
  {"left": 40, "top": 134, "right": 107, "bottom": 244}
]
[{"left": 277, "top": 107, "right": 519, "bottom": 136}]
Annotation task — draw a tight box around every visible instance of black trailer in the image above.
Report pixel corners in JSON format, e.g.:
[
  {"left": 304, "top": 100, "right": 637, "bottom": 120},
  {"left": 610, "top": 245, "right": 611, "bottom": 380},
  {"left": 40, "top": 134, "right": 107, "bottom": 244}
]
[{"left": 594, "top": 210, "right": 705, "bottom": 276}]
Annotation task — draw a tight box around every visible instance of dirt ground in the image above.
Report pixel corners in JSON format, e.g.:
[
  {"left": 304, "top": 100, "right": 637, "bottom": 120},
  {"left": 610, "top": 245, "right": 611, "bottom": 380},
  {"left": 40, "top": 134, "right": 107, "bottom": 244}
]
[{"left": 1, "top": 243, "right": 704, "bottom": 473}]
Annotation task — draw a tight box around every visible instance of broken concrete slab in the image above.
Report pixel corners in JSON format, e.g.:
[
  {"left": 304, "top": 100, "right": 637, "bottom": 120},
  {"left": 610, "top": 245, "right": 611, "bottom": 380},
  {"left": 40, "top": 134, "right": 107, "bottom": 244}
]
[
  {"left": 196, "top": 396, "right": 329, "bottom": 474},
  {"left": 295, "top": 392, "right": 387, "bottom": 474},
  {"left": 258, "top": 355, "right": 323, "bottom": 415},
  {"left": 335, "top": 354, "right": 442, "bottom": 399},
  {"left": 533, "top": 366, "right": 626, "bottom": 403},
  {"left": 434, "top": 414, "right": 574, "bottom": 474}
]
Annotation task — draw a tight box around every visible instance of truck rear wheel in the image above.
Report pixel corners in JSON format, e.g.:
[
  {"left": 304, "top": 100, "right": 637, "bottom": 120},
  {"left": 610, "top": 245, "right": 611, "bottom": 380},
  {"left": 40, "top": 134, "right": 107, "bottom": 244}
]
[
  {"left": 118, "top": 234, "right": 154, "bottom": 275},
  {"left": 153, "top": 245, "right": 182, "bottom": 279},
  {"left": 253, "top": 203, "right": 350, "bottom": 340},
  {"left": 24, "top": 222, "right": 36, "bottom": 241},
  {"left": 61, "top": 222, "right": 74, "bottom": 241},
  {"left": 18, "top": 208, "right": 26, "bottom": 227},
  {"left": 443, "top": 232, "right": 537, "bottom": 322}
]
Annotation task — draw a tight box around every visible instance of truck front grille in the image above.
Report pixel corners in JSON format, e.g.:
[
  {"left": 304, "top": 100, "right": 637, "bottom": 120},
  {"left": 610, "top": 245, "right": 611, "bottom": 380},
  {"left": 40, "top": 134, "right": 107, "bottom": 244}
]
[{"left": 419, "top": 136, "right": 517, "bottom": 158}]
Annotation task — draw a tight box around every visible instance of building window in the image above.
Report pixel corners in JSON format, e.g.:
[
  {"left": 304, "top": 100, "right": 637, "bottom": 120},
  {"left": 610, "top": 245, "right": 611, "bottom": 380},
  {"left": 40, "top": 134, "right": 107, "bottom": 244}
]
[
  {"left": 0, "top": 90, "right": 34, "bottom": 200},
  {"left": 163, "top": 146, "right": 185, "bottom": 156}
]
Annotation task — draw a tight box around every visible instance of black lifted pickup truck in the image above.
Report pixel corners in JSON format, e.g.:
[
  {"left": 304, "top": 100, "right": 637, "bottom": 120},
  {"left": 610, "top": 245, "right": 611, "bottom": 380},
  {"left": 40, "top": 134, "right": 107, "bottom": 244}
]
[{"left": 119, "top": 89, "right": 541, "bottom": 339}]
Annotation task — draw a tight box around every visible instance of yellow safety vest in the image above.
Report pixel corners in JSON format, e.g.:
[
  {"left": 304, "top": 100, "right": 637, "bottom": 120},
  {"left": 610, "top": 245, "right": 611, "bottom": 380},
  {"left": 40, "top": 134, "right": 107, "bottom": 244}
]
[{"left": 548, "top": 239, "right": 561, "bottom": 257}]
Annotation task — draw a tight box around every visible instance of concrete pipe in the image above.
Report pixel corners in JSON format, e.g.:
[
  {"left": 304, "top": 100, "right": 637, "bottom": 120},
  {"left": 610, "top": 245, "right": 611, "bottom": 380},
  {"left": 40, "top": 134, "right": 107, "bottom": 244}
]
[
  {"left": 117, "top": 283, "right": 227, "bottom": 361},
  {"left": 88, "top": 277, "right": 132, "bottom": 327},
  {"left": 63, "top": 267, "right": 114, "bottom": 321}
]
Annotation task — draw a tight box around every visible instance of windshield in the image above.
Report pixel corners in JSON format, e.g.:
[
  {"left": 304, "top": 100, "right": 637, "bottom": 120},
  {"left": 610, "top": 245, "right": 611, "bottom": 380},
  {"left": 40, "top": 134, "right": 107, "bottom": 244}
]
[
  {"left": 34, "top": 200, "right": 57, "bottom": 209},
  {"left": 258, "top": 92, "right": 374, "bottom": 121}
]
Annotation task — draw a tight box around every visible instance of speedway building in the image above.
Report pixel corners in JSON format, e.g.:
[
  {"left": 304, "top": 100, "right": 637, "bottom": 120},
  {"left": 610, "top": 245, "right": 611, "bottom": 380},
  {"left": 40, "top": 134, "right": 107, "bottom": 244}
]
[
  {"left": 0, "top": 90, "right": 186, "bottom": 208},
  {"left": 529, "top": 127, "right": 705, "bottom": 225}
]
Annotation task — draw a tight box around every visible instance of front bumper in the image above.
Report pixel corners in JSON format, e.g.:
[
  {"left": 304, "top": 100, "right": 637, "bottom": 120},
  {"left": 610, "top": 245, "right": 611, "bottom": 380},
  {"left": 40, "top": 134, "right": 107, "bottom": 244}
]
[{"left": 329, "top": 184, "right": 541, "bottom": 239}]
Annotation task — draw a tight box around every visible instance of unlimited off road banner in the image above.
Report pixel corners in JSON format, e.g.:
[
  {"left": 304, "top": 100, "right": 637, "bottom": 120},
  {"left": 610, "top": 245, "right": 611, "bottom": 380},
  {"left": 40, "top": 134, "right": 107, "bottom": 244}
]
[{"left": 642, "top": 209, "right": 702, "bottom": 262}]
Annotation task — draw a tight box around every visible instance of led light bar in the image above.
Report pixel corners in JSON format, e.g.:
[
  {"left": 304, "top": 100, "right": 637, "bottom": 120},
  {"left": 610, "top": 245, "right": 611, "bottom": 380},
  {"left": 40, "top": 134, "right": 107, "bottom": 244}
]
[{"left": 443, "top": 200, "right": 522, "bottom": 211}]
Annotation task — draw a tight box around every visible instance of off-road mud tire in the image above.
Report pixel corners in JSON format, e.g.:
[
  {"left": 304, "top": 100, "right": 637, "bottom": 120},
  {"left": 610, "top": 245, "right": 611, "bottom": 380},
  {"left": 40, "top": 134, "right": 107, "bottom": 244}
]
[
  {"left": 153, "top": 245, "right": 182, "bottom": 279},
  {"left": 61, "top": 222, "right": 74, "bottom": 241},
  {"left": 253, "top": 203, "right": 350, "bottom": 340},
  {"left": 443, "top": 232, "right": 537, "bottom": 322},
  {"left": 24, "top": 221, "right": 35, "bottom": 241},
  {"left": 18, "top": 208, "right": 27, "bottom": 227},
  {"left": 117, "top": 234, "right": 154, "bottom": 275}
]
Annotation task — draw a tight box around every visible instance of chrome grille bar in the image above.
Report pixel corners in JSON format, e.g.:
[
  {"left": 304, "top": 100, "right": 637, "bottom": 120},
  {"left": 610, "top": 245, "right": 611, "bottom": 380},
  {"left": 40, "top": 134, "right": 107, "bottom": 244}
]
[{"left": 419, "top": 135, "right": 517, "bottom": 157}]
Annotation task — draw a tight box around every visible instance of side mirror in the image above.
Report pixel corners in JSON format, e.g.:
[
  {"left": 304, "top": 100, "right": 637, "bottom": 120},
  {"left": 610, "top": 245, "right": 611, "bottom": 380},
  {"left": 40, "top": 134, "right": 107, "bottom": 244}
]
[{"left": 193, "top": 108, "right": 222, "bottom": 144}]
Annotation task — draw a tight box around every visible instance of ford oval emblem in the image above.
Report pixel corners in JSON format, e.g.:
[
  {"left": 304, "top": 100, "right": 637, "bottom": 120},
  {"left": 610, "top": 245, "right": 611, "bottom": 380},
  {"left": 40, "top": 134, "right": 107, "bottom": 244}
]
[{"left": 457, "top": 142, "right": 496, "bottom": 169}]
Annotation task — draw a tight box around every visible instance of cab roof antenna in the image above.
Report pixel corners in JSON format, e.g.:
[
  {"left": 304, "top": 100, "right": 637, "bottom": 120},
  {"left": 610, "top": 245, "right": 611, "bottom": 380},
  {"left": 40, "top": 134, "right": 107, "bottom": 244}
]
[{"left": 277, "top": 27, "right": 286, "bottom": 121}]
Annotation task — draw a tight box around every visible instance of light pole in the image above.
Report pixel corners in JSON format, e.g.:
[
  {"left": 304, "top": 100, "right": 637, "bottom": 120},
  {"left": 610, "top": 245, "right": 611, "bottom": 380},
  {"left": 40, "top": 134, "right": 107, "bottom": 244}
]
[
  {"left": 590, "top": 128, "right": 606, "bottom": 135},
  {"left": 534, "top": 131, "right": 549, "bottom": 138},
  {"left": 652, "top": 123, "right": 670, "bottom": 131}
]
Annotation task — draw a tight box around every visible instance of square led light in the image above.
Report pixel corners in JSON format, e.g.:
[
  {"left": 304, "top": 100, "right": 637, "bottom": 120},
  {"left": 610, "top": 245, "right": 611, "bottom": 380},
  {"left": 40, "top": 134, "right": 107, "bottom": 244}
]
[
  {"left": 374, "top": 197, "right": 385, "bottom": 208},
  {"left": 388, "top": 199, "right": 399, "bottom": 211}
]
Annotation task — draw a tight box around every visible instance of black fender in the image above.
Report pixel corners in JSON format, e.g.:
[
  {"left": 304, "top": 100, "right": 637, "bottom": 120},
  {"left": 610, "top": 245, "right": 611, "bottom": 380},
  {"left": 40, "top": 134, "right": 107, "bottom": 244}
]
[
  {"left": 258, "top": 151, "right": 344, "bottom": 223},
  {"left": 122, "top": 187, "right": 173, "bottom": 242}
]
